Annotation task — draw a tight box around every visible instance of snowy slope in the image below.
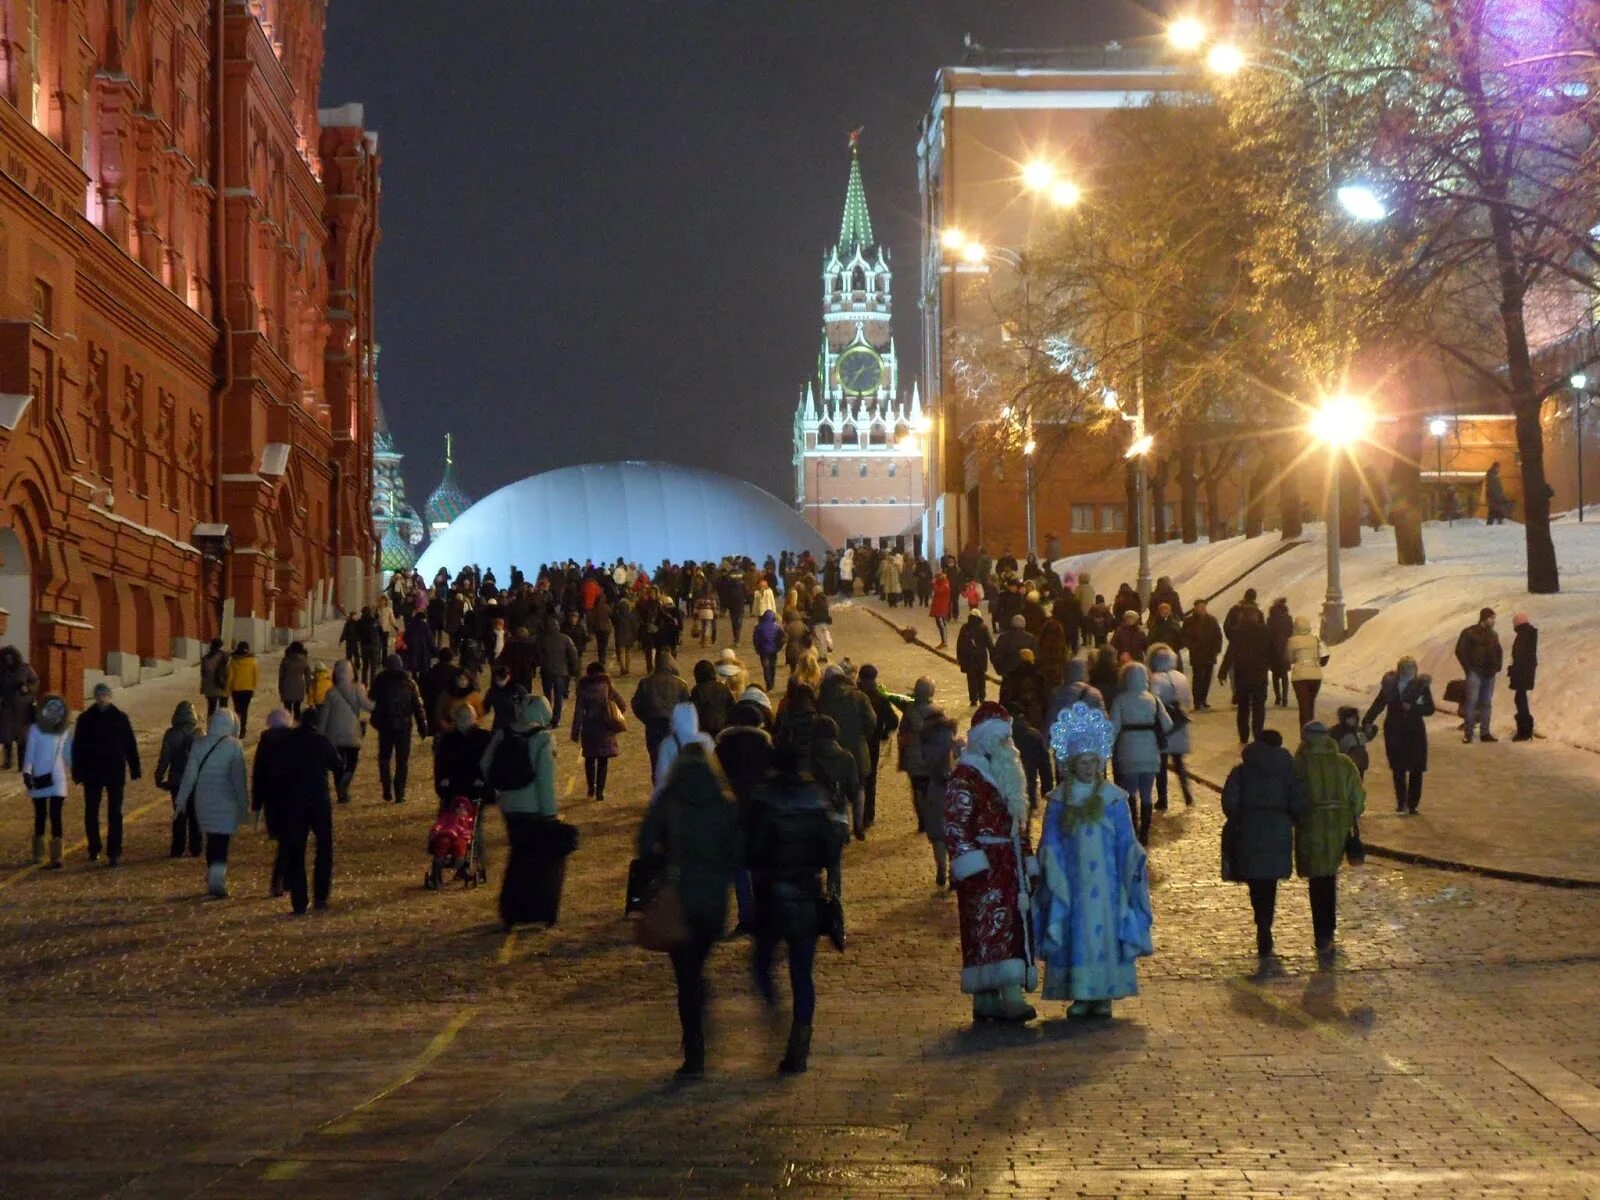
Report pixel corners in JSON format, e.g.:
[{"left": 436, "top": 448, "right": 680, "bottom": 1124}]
[{"left": 1059, "top": 519, "right": 1600, "bottom": 753}]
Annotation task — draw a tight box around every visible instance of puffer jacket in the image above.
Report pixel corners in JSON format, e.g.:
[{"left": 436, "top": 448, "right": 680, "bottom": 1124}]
[
  {"left": 917, "top": 709, "right": 959, "bottom": 837},
  {"left": 1107, "top": 662, "right": 1173, "bottom": 776},
  {"left": 1146, "top": 651, "right": 1194, "bottom": 756},
  {"left": 226, "top": 652, "right": 258, "bottom": 694},
  {"left": 176, "top": 710, "right": 249, "bottom": 834},
  {"left": 1285, "top": 625, "right": 1324, "bottom": 682},
  {"left": 1221, "top": 740, "right": 1308, "bottom": 880},
  {"left": 818, "top": 673, "right": 874, "bottom": 777},
  {"left": 278, "top": 650, "right": 313, "bottom": 706},
  {"left": 317, "top": 661, "right": 373, "bottom": 748},
  {"left": 1293, "top": 730, "right": 1366, "bottom": 878},
  {"left": 636, "top": 745, "right": 740, "bottom": 939},
  {"left": 746, "top": 771, "right": 834, "bottom": 941}
]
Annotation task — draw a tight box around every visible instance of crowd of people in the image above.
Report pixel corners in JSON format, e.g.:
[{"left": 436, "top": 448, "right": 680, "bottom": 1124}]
[{"left": 0, "top": 537, "right": 1547, "bottom": 1078}]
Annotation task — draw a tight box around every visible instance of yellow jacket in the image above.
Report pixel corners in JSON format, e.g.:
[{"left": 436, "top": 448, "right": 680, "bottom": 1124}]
[
  {"left": 226, "top": 653, "right": 258, "bottom": 694},
  {"left": 311, "top": 665, "right": 333, "bottom": 706}
]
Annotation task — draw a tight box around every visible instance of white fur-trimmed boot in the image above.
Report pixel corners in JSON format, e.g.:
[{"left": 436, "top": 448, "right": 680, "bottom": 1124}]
[{"left": 996, "top": 984, "right": 1037, "bottom": 1022}]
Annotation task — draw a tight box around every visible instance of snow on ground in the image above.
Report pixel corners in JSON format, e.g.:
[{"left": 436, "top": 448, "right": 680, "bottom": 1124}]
[{"left": 1060, "top": 518, "right": 1600, "bottom": 753}]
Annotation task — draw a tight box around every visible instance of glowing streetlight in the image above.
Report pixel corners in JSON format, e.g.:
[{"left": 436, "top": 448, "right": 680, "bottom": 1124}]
[
  {"left": 1048, "top": 179, "right": 1082, "bottom": 209},
  {"left": 960, "top": 240, "right": 988, "bottom": 266},
  {"left": 1167, "top": 17, "right": 1207, "bottom": 51},
  {"left": 1000, "top": 404, "right": 1013, "bottom": 420},
  {"left": 1023, "top": 438, "right": 1037, "bottom": 457},
  {"left": 1205, "top": 42, "right": 1246, "bottom": 76},
  {"left": 1101, "top": 392, "right": 1121, "bottom": 411},
  {"left": 1310, "top": 393, "right": 1370, "bottom": 641},
  {"left": 1022, "top": 159, "right": 1057, "bottom": 193},
  {"left": 1427, "top": 417, "right": 1448, "bottom": 438},
  {"left": 1428, "top": 417, "right": 1451, "bottom": 524},
  {"left": 940, "top": 227, "right": 968, "bottom": 252},
  {"left": 1336, "top": 184, "right": 1389, "bottom": 222},
  {"left": 1124, "top": 433, "right": 1155, "bottom": 459},
  {"left": 914, "top": 413, "right": 932, "bottom": 433},
  {"left": 1572, "top": 373, "right": 1589, "bottom": 391}
]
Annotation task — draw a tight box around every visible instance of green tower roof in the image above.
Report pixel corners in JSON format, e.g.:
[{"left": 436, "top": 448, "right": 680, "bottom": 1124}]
[
  {"left": 838, "top": 134, "right": 875, "bottom": 252},
  {"left": 380, "top": 518, "right": 416, "bottom": 572},
  {"left": 424, "top": 433, "right": 473, "bottom": 528}
]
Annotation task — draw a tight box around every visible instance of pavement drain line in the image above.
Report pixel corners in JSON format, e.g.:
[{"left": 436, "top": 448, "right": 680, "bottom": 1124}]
[{"left": 861, "top": 604, "right": 1599, "bottom": 892}]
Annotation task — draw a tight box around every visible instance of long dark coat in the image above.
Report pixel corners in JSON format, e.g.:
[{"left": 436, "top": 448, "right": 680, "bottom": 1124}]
[
  {"left": 1362, "top": 672, "right": 1436, "bottom": 772},
  {"left": 1221, "top": 740, "right": 1308, "bottom": 881}
]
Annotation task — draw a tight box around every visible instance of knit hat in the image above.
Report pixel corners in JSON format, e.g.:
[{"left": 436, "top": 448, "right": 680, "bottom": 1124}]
[
  {"left": 1480, "top": 607, "right": 1496, "bottom": 621},
  {"left": 92, "top": 682, "right": 113, "bottom": 700},
  {"left": 739, "top": 686, "right": 772, "bottom": 712},
  {"left": 1018, "top": 648, "right": 1036, "bottom": 663},
  {"left": 1010, "top": 614, "right": 1026, "bottom": 629}
]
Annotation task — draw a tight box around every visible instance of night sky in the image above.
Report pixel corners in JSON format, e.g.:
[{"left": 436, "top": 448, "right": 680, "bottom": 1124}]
[{"left": 321, "top": 1, "right": 1161, "bottom": 511}]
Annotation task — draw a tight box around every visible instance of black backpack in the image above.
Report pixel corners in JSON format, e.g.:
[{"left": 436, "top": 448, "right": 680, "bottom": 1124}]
[{"left": 487, "top": 729, "right": 537, "bottom": 791}]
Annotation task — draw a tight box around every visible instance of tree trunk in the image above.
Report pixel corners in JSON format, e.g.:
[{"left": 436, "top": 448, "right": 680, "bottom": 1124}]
[
  {"left": 1279, "top": 445, "right": 1303, "bottom": 540},
  {"left": 1390, "top": 413, "right": 1427, "bottom": 566},
  {"left": 1205, "top": 468, "right": 1225, "bottom": 543},
  {"left": 1179, "top": 442, "right": 1199, "bottom": 543},
  {"left": 1151, "top": 458, "right": 1170, "bottom": 543},
  {"left": 1245, "top": 459, "right": 1270, "bottom": 537}
]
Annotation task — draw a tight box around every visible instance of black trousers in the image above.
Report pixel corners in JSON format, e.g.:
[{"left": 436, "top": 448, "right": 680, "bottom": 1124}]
[
  {"left": 965, "top": 670, "right": 987, "bottom": 705},
  {"left": 584, "top": 755, "right": 610, "bottom": 797},
  {"left": 592, "top": 631, "right": 610, "bottom": 668},
  {"left": 645, "top": 717, "right": 671, "bottom": 776},
  {"left": 863, "top": 740, "right": 881, "bottom": 827},
  {"left": 32, "top": 794, "right": 64, "bottom": 838},
  {"left": 1157, "top": 753, "right": 1193, "bottom": 807},
  {"left": 279, "top": 802, "right": 334, "bottom": 913},
  {"left": 83, "top": 779, "right": 125, "bottom": 860},
  {"left": 910, "top": 774, "right": 930, "bottom": 834},
  {"left": 668, "top": 933, "right": 717, "bottom": 1064},
  {"left": 377, "top": 727, "right": 412, "bottom": 802},
  {"left": 334, "top": 746, "right": 360, "bottom": 804},
  {"left": 1392, "top": 769, "right": 1423, "bottom": 812},
  {"left": 1235, "top": 683, "right": 1267, "bottom": 742},
  {"left": 232, "top": 691, "right": 254, "bottom": 737},
  {"left": 205, "top": 832, "right": 231, "bottom": 865},
  {"left": 169, "top": 791, "right": 201, "bottom": 856},
  {"left": 729, "top": 613, "right": 743, "bottom": 645},
  {"left": 1514, "top": 688, "right": 1533, "bottom": 737},
  {"left": 1192, "top": 662, "right": 1215, "bottom": 708},
  {"left": 759, "top": 653, "right": 778, "bottom": 691},
  {"left": 1247, "top": 878, "right": 1278, "bottom": 954},
  {"left": 1308, "top": 875, "right": 1338, "bottom": 947},
  {"left": 1271, "top": 667, "right": 1289, "bottom": 706}
]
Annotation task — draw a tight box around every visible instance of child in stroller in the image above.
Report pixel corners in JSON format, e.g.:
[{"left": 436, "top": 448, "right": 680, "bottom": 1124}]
[{"left": 425, "top": 794, "right": 487, "bottom": 889}]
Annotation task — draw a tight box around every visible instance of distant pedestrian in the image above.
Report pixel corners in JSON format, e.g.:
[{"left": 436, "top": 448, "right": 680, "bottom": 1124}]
[
  {"left": 1484, "top": 461, "right": 1510, "bottom": 524},
  {"left": 156, "top": 701, "right": 201, "bottom": 858},
  {"left": 278, "top": 641, "right": 313, "bottom": 719},
  {"left": 199, "top": 638, "right": 229, "bottom": 717},
  {"left": 632, "top": 653, "right": 691, "bottom": 776},
  {"left": 929, "top": 573, "right": 952, "bottom": 647},
  {"left": 917, "top": 707, "right": 959, "bottom": 887},
  {"left": 1182, "top": 599, "right": 1222, "bottom": 710},
  {"left": 1508, "top": 613, "right": 1538, "bottom": 741},
  {"left": 71, "top": 682, "right": 140, "bottom": 866},
  {"left": 226, "top": 641, "right": 258, "bottom": 737},
  {"left": 571, "top": 662, "right": 625, "bottom": 801},
  {"left": 1266, "top": 598, "right": 1293, "bottom": 707},
  {"left": 1454, "top": 607, "right": 1502, "bottom": 743},
  {"left": 1220, "top": 729, "right": 1307, "bottom": 962},
  {"left": 752, "top": 609, "right": 783, "bottom": 692},
  {"left": 956, "top": 613, "right": 995, "bottom": 705},
  {"left": 898, "top": 677, "right": 938, "bottom": 833},
  {"left": 22, "top": 695, "right": 72, "bottom": 870},
  {"left": 1293, "top": 721, "right": 1365, "bottom": 963},
  {"left": 1147, "top": 645, "right": 1194, "bottom": 810},
  {"left": 1221, "top": 607, "right": 1271, "bottom": 744},
  {"left": 1107, "top": 662, "right": 1173, "bottom": 846},
  {"left": 369, "top": 654, "right": 430, "bottom": 805},
  {"left": 0, "top": 644, "right": 38, "bottom": 769},
  {"left": 317, "top": 660, "right": 374, "bottom": 805},
  {"left": 1284, "top": 618, "right": 1325, "bottom": 727},
  {"left": 1362, "top": 657, "right": 1436, "bottom": 814},
  {"left": 175, "top": 709, "right": 249, "bottom": 898}
]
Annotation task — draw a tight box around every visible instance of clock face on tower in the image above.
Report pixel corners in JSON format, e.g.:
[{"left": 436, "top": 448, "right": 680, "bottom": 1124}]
[{"left": 837, "top": 345, "right": 884, "bottom": 396}]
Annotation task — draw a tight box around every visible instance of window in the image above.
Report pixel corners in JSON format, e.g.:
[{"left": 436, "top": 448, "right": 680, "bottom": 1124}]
[
  {"left": 817, "top": 422, "right": 834, "bottom": 447},
  {"left": 859, "top": 498, "right": 868, "bottom": 505},
  {"left": 859, "top": 463, "right": 868, "bottom": 478},
  {"left": 841, "top": 423, "right": 858, "bottom": 446},
  {"left": 869, "top": 423, "right": 886, "bottom": 446},
  {"left": 829, "top": 461, "right": 839, "bottom": 478},
  {"left": 31, "top": 280, "right": 52, "bottom": 330},
  {"left": 888, "top": 462, "right": 897, "bottom": 478},
  {"left": 1100, "top": 504, "right": 1125, "bottom": 532},
  {"left": 1071, "top": 504, "right": 1094, "bottom": 532}
]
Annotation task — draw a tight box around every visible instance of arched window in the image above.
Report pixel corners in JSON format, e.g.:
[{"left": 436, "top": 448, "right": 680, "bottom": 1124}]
[
  {"left": 816, "top": 422, "right": 834, "bottom": 447},
  {"left": 869, "top": 423, "right": 887, "bottom": 446},
  {"left": 840, "top": 423, "right": 859, "bottom": 446},
  {"left": 852, "top": 266, "right": 866, "bottom": 291},
  {"left": 894, "top": 422, "right": 909, "bottom": 444}
]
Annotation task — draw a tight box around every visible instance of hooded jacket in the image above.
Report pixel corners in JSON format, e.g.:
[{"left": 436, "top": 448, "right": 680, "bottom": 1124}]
[
  {"left": 482, "top": 694, "right": 558, "bottom": 816},
  {"left": 636, "top": 744, "right": 739, "bottom": 938},
  {"left": 1146, "top": 648, "right": 1194, "bottom": 756},
  {"left": 1107, "top": 662, "right": 1174, "bottom": 775},
  {"left": 318, "top": 661, "right": 374, "bottom": 748},
  {"left": 1221, "top": 740, "right": 1308, "bottom": 880},
  {"left": 818, "top": 671, "right": 874, "bottom": 776},
  {"left": 1292, "top": 729, "right": 1365, "bottom": 878},
  {"left": 1508, "top": 622, "right": 1538, "bottom": 691},
  {"left": 631, "top": 657, "right": 691, "bottom": 724},
  {"left": 225, "top": 651, "right": 258, "bottom": 694},
  {"left": 653, "top": 701, "right": 714, "bottom": 793},
  {"left": 278, "top": 648, "right": 313, "bottom": 706},
  {"left": 155, "top": 701, "right": 199, "bottom": 794},
  {"left": 176, "top": 710, "right": 249, "bottom": 834}
]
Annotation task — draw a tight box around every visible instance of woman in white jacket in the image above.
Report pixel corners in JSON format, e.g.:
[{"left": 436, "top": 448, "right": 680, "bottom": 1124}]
[
  {"left": 1147, "top": 645, "right": 1195, "bottom": 811},
  {"left": 176, "top": 709, "right": 249, "bottom": 897},
  {"left": 1285, "top": 617, "right": 1326, "bottom": 728},
  {"left": 23, "top": 695, "right": 72, "bottom": 869}
]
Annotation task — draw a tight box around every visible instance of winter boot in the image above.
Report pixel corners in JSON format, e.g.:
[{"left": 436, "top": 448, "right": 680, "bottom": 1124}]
[
  {"left": 1068, "top": 1000, "right": 1093, "bottom": 1018},
  {"left": 996, "top": 984, "right": 1037, "bottom": 1022},
  {"left": 46, "top": 838, "right": 62, "bottom": 870},
  {"left": 1088, "top": 1000, "right": 1114, "bottom": 1018},
  {"left": 206, "top": 862, "right": 229, "bottom": 898},
  {"left": 30, "top": 836, "right": 43, "bottom": 865},
  {"left": 971, "top": 990, "right": 1003, "bottom": 1021},
  {"left": 778, "top": 1023, "right": 813, "bottom": 1074}
]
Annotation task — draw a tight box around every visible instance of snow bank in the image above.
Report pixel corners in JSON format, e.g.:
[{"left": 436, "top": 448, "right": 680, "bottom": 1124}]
[{"left": 1059, "top": 519, "right": 1600, "bottom": 753}]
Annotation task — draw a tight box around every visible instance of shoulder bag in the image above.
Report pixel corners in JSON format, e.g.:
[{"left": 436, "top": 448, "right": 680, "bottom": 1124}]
[
  {"left": 603, "top": 693, "right": 628, "bottom": 734},
  {"left": 819, "top": 887, "right": 846, "bottom": 953},
  {"left": 634, "top": 798, "right": 689, "bottom": 952},
  {"left": 1344, "top": 820, "right": 1366, "bottom": 867}
]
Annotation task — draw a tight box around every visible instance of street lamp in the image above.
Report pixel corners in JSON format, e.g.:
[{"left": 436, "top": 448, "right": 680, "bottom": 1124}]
[
  {"left": 1167, "top": 16, "right": 1207, "bottom": 52},
  {"left": 1310, "top": 393, "right": 1370, "bottom": 642},
  {"left": 1572, "top": 373, "right": 1589, "bottom": 522},
  {"left": 1336, "top": 184, "right": 1389, "bottom": 222},
  {"left": 1428, "top": 416, "right": 1451, "bottom": 525}
]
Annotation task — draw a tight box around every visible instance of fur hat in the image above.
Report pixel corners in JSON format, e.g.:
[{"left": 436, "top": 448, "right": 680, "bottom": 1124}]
[{"left": 970, "top": 700, "right": 1012, "bottom": 731}]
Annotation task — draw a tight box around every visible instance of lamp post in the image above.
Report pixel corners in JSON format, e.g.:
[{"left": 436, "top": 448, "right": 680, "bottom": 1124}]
[
  {"left": 1428, "top": 416, "right": 1450, "bottom": 524},
  {"left": 1572, "top": 373, "right": 1589, "bottom": 522},
  {"left": 1310, "top": 394, "right": 1370, "bottom": 641}
]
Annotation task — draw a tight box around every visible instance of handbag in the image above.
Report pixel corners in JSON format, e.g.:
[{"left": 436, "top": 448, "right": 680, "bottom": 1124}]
[
  {"left": 1442, "top": 678, "right": 1466, "bottom": 707},
  {"left": 1345, "top": 820, "right": 1366, "bottom": 867},
  {"left": 1220, "top": 818, "right": 1240, "bottom": 882},
  {"left": 603, "top": 695, "right": 628, "bottom": 734},
  {"left": 624, "top": 854, "right": 663, "bottom": 915},
  {"left": 633, "top": 799, "right": 689, "bottom": 952},
  {"left": 819, "top": 890, "right": 846, "bottom": 953}
]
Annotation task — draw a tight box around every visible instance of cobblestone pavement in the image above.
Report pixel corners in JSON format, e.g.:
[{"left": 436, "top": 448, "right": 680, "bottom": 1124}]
[{"left": 2, "top": 606, "right": 1599, "bottom": 1198}]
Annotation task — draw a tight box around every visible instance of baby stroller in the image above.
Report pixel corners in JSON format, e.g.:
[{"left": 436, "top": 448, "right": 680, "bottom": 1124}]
[{"left": 424, "top": 794, "right": 487, "bottom": 889}]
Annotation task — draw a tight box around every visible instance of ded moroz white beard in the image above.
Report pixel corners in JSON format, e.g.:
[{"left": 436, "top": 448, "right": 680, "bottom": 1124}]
[{"left": 961, "top": 722, "right": 1030, "bottom": 826}]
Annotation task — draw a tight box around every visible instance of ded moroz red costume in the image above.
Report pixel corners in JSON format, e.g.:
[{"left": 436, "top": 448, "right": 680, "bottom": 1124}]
[{"left": 945, "top": 701, "right": 1038, "bottom": 1021}]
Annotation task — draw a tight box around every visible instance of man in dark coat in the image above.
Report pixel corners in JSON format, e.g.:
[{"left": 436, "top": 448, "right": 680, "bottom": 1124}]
[
  {"left": 536, "top": 617, "right": 580, "bottom": 725},
  {"left": 1147, "top": 602, "right": 1185, "bottom": 666},
  {"left": 1219, "top": 730, "right": 1308, "bottom": 959},
  {"left": 1223, "top": 588, "right": 1262, "bottom": 641},
  {"left": 1484, "top": 461, "right": 1510, "bottom": 524},
  {"left": 955, "top": 612, "right": 996, "bottom": 704},
  {"left": 260, "top": 710, "right": 342, "bottom": 913},
  {"left": 369, "top": 654, "right": 430, "bottom": 804},
  {"left": 1508, "top": 613, "right": 1538, "bottom": 741},
  {"left": 419, "top": 648, "right": 460, "bottom": 736},
  {"left": 1454, "top": 607, "right": 1503, "bottom": 743},
  {"left": 1150, "top": 576, "right": 1183, "bottom": 619},
  {"left": 992, "top": 615, "right": 1039, "bottom": 679},
  {"left": 1182, "top": 599, "right": 1224, "bottom": 709},
  {"left": 1220, "top": 607, "right": 1272, "bottom": 744},
  {"left": 71, "top": 683, "right": 141, "bottom": 865},
  {"left": 631, "top": 654, "right": 691, "bottom": 773}
]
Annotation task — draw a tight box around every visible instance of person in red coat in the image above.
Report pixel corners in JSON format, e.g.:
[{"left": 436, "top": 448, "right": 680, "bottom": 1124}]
[
  {"left": 929, "top": 573, "right": 953, "bottom": 647},
  {"left": 944, "top": 701, "right": 1038, "bottom": 1022}
]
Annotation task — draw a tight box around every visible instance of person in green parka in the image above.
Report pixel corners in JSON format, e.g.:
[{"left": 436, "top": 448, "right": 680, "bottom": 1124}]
[
  {"left": 637, "top": 740, "right": 740, "bottom": 1079},
  {"left": 1293, "top": 721, "right": 1366, "bottom": 962}
]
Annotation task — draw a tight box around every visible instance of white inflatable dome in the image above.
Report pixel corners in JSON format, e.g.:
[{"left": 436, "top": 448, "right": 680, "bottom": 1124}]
[{"left": 415, "top": 461, "right": 829, "bottom": 577}]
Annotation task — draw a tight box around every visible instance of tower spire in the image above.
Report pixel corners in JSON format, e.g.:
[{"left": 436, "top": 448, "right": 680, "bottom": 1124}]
[
  {"left": 444, "top": 431, "right": 453, "bottom": 466},
  {"left": 838, "top": 130, "right": 874, "bottom": 251}
]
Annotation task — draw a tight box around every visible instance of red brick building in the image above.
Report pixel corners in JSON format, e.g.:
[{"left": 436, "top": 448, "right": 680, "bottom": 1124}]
[{"left": 0, "top": 0, "right": 378, "bottom": 700}]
